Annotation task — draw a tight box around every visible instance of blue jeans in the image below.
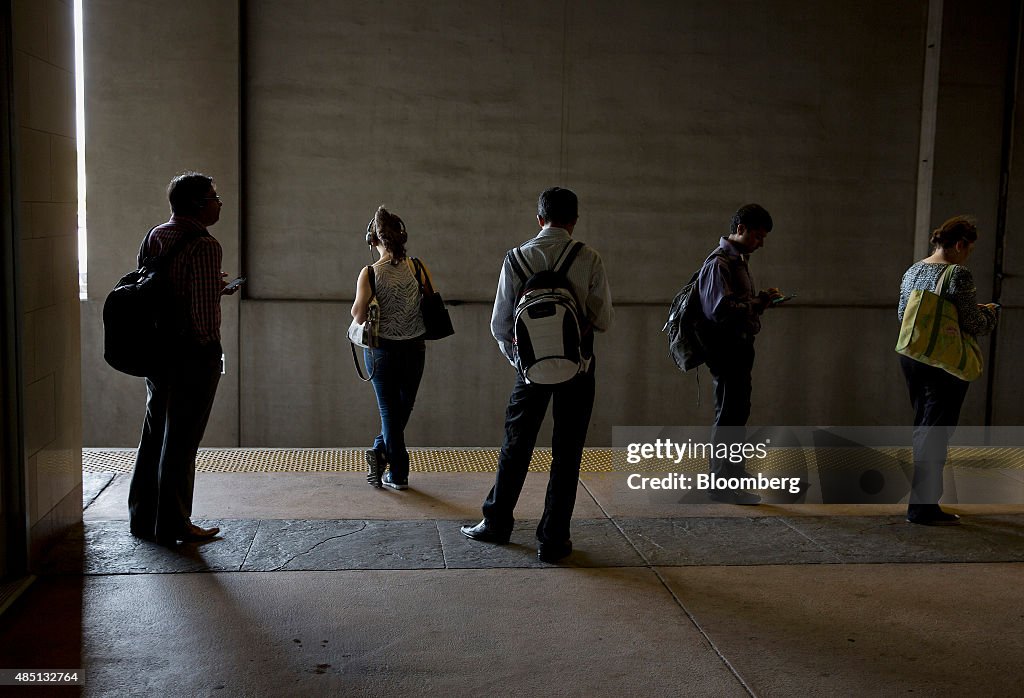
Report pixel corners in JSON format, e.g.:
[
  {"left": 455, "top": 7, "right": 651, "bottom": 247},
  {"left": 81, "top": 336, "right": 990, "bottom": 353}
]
[{"left": 364, "top": 339, "right": 426, "bottom": 481}]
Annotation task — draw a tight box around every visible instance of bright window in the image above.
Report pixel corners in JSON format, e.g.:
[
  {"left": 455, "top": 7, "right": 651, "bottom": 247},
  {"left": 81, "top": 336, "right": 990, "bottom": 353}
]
[{"left": 74, "top": 0, "right": 86, "bottom": 299}]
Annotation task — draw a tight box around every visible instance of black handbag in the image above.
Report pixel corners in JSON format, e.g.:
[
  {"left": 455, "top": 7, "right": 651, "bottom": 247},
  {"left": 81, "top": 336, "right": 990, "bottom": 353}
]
[{"left": 409, "top": 257, "right": 454, "bottom": 340}]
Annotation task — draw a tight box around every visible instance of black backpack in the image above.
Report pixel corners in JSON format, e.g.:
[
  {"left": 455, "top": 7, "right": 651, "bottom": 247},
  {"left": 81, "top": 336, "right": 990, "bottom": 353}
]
[
  {"left": 663, "top": 249, "right": 725, "bottom": 371},
  {"left": 507, "top": 241, "right": 585, "bottom": 384},
  {"left": 102, "top": 228, "right": 196, "bottom": 377}
]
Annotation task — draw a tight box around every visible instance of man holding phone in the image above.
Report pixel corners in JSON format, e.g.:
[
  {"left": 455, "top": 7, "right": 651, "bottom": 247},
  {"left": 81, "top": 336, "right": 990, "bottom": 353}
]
[
  {"left": 129, "top": 171, "right": 240, "bottom": 545},
  {"left": 696, "top": 203, "right": 784, "bottom": 505}
]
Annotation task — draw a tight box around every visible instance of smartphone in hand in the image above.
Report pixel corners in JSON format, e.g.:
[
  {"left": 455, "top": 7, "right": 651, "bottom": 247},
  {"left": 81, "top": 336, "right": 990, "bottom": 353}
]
[
  {"left": 771, "top": 293, "right": 796, "bottom": 305},
  {"left": 224, "top": 276, "right": 246, "bottom": 292}
]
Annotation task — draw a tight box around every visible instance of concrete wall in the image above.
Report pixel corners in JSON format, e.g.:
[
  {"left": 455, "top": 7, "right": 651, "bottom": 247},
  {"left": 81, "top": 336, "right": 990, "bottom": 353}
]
[
  {"left": 241, "top": 0, "right": 927, "bottom": 446},
  {"left": 83, "top": 0, "right": 1024, "bottom": 447},
  {"left": 80, "top": 0, "right": 240, "bottom": 446},
  {"left": 11, "top": 0, "right": 82, "bottom": 560}
]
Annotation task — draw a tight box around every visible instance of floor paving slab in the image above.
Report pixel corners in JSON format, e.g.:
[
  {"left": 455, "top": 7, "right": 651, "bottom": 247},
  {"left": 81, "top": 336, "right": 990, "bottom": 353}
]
[
  {"left": 241, "top": 520, "right": 445, "bottom": 571},
  {"left": 438, "top": 518, "right": 646, "bottom": 569},
  {"left": 84, "top": 472, "right": 608, "bottom": 521},
  {"left": 784, "top": 514, "right": 1024, "bottom": 564},
  {"left": 82, "top": 472, "right": 114, "bottom": 509},
  {"left": 658, "top": 563, "right": 1024, "bottom": 696},
  {"left": 76, "top": 569, "right": 746, "bottom": 697},
  {"left": 619, "top": 517, "right": 840, "bottom": 566},
  {"left": 41, "top": 519, "right": 260, "bottom": 575}
]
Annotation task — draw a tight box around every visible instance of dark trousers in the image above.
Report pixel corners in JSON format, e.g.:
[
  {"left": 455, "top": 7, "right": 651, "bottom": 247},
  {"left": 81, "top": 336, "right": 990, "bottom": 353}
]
[
  {"left": 899, "top": 355, "right": 970, "bottom": 514},
  {"left": 482, "top": 361, "right": 596, "bottom": 544},
  {"left": 705, "top": 336, "right": 755, "bottom": 478},
  {"left": 129, "top": 342, "right": 222, "bottom": 540},
  {"left": 365, "top": 339, "right": 426, "bottom": 481}
]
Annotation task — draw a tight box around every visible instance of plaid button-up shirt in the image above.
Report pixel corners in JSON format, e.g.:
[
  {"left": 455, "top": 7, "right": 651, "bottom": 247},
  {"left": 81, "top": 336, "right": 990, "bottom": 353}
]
[{"left": 140, "top": 215, "right": 223, "bottom": 345}]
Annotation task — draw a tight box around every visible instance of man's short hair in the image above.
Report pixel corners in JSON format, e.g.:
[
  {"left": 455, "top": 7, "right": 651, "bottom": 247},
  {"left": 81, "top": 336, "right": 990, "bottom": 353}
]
[
  {"left": 730, "top": 203, "right": 773, "bottom": 234},
  {"left": 167, "top": 171, "right": 214, "bottom": 217},
  {"left": 537, "top": 187, "right": 579, "bottom": 227}
]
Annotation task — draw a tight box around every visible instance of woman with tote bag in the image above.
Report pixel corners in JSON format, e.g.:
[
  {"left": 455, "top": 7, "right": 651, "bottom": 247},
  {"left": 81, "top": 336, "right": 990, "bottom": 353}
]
[{"left": 896, "top": 216, "right": 999, "bottom": 525}]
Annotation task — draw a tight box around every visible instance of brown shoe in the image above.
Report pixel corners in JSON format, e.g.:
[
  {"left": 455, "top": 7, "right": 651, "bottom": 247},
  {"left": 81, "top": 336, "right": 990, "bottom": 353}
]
[{"left": 180, "top": 522, "right": 221, "bottom": 541}]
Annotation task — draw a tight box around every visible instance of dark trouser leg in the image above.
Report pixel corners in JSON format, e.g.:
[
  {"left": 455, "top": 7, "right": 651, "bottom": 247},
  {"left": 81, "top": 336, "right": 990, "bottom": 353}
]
[
  {"left": 129, "top": 377, "right": 169, "bottom": 536},
  {"left": 537, "top": 363, "right": 596, "bottom": 544},
  {"left": 153, "top": 345, "right": 222, "bottom": 540},
  {"left": 391, "top": 343, "right": 425, "bottom": 481},
  {"left": 900, "top": 356, "right": 969, "bottom": 515},
  {"left": 706, "top": 339, "right": 755, "bottom": 478},
  {"left": 482, "top": 375, "right": 551, "bottom": 531}
]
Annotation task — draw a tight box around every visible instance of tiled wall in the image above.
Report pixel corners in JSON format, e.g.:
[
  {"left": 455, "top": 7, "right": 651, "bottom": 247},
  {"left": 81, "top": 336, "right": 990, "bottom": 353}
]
[{"left": 12, "top": 0, "right": 82, "bottom": 562}]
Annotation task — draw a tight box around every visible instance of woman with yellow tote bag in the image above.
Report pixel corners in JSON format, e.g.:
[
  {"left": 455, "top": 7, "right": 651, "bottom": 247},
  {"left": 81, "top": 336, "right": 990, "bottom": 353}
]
[{"left": 896, "top": 216, "right": 999, "bottom": 526}]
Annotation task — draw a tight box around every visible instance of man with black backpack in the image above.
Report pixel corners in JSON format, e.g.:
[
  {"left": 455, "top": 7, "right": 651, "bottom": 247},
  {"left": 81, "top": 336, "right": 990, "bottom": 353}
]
[
  {"left": 697, "top": 203, "right": 783, "bottom": 505},
  {"left": 461, "top": 187, "right": 613, "bottom": 563},
  {"left": 128, "top": 171, "right": 238, "bottom": 545}
]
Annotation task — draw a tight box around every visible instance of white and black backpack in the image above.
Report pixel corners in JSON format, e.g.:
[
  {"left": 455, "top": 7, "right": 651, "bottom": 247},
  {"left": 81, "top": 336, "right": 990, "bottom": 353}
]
[{"left": 507, "top": 241, "right": 585, "bottom": 384}]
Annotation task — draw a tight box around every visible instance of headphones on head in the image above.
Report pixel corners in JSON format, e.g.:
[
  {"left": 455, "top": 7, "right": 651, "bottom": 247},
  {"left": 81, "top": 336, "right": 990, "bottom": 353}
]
[
  {"left": 365, "top": 215, "right": 407, "bottom": 248},
  {"left": 365, "top": 218, "right": 378, "bottom": 247}
]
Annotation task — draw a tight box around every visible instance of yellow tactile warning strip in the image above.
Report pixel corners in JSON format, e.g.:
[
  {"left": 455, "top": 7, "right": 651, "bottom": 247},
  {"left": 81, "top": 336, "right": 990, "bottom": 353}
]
[
  {"left": 81, "top": 447, "right": 1024, "bottom": 475},
  {"left": 82, "top": 447, "right": 614, "bottom": 474}
]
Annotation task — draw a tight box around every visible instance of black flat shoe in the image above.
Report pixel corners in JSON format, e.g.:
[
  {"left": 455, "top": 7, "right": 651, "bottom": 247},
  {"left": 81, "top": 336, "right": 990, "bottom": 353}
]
[
  {"left": 460, "top": 519, "right": 511, "bottom": 544},
  {"left": 538, "top": 540, "right": 573, "bottom": 563},
  {"left": 907, "top": 511, "right": 961, "bottom": 526},
  {"left": 129, "top": 527, "right": 156, "bottom": 543}
]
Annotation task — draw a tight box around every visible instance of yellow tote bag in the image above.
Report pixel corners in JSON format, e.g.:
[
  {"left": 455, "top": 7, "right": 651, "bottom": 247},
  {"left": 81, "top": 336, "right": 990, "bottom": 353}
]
[{"left": 895, "top": 264, "right": 983, "bottom": 381}]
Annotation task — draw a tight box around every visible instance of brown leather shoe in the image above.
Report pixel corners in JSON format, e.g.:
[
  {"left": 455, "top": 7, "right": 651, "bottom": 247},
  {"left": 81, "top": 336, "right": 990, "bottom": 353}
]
[{"left": 180, "top": 522, "right": 221, "bottom": 541}]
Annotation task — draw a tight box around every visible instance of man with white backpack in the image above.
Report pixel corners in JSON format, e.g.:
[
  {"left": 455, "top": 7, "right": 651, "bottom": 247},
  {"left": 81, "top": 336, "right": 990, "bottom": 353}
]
[{"left": 461, "top": 187, "right": 613, "bottom": 563}]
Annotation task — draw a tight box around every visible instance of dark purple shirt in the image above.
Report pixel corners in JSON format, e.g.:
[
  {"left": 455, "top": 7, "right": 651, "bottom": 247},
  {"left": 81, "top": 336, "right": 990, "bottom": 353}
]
[{"left": 697, "top": 236, "right": 761, "bottom": 337}]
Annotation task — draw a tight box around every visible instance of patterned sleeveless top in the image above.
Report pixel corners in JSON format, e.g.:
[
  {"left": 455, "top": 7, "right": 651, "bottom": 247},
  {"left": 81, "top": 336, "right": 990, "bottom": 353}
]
[{"left": 373, "top": 259, "right": 426, "bottom": 340}]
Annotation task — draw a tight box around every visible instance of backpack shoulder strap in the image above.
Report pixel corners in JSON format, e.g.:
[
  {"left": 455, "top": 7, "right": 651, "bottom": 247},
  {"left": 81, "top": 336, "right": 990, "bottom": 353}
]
[
  {"left": 138, "top": 226, "right": 200, "bottom": 268},
  {"left": 506, "top": 247, "right": 531, "bottom": 283},
  {"left": 706, "top": 248, "right": 728, "bottom": 265},
  {"left": 696, "top": 247, "right": 729, "bottom": 279},
  {"left": 555, "top": 241, "right": 584, "bottom": 277},
  {"left": 136, "top": 226, "right": 159, "bottom": 267}
]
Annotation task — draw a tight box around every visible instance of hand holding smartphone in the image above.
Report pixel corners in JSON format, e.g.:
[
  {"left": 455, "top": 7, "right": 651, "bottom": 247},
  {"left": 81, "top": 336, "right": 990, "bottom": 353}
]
[
  {"left": 771, "top": 293, "right": 796, "bottom": 305},
  {"left": 223, "top": 276, "right": 246, "bottom": 293}
]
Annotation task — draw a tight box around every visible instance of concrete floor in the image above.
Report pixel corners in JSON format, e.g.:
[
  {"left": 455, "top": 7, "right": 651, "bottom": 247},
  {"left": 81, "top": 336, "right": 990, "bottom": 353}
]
[{"left": 2, "top": 471, "right": 1024, "bottom": 697}]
